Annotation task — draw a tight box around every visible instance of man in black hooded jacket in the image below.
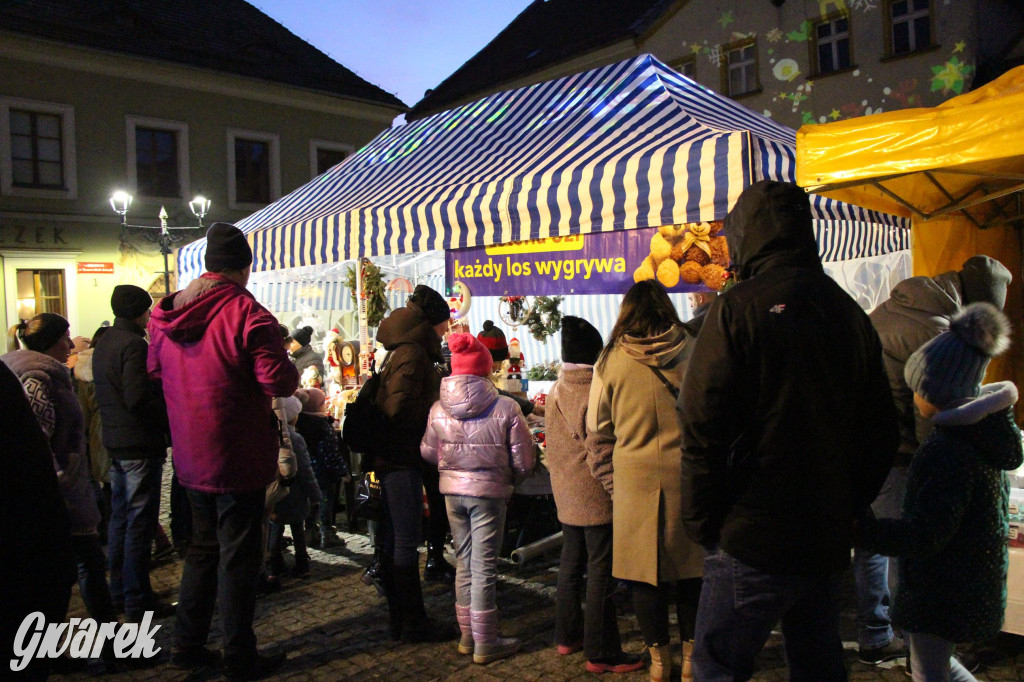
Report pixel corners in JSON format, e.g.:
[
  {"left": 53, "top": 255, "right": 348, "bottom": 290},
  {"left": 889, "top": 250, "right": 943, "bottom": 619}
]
[{"left": 679, "top": 181, "right": 899, "bottom": 680}]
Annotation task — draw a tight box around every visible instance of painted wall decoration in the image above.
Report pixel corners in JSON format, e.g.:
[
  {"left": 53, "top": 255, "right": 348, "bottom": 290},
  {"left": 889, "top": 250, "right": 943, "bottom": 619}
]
[
  {"left": 676, "top": 3, "right": 973, "bottom": 129},
  {"left": 444, "top": 226, "right": 727, "bottom": 297}
]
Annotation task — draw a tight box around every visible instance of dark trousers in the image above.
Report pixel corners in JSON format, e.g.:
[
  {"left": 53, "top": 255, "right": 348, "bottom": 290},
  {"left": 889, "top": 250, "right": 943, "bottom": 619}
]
[
  {"left": 423, "top": 466, "right": 449, "bottom": 547},
  {"left": 267, "top": 521, "right": 309, "bottom": 574},
  {"left": 555, "top": 523, "right": 623, "bottom": 660},
  {"left": 108, "top": 455, "right": 163, "bottom": 615},
  {"left": 173, "top": 489, "right": 264, "bottom": 667},
  {"left": 72, "top": 534, "right": 118, "bottom": 624},
  {"left": 693, "top": 548, "right": 846, "bottom": 682},
  {"left": 169, "top": 472, "right": 193, "bottom": 549},
  {"left": 380, "top": 468, "right": 424, "bottom": 568},
  {"left": 630, "top": 577, "right": 702, "bottom": 646}
]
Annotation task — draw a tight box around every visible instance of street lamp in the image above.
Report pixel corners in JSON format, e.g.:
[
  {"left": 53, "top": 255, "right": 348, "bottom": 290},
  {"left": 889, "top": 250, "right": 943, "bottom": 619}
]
[{"left": 110, "top": 191, "right": 210, "bottom": 296}]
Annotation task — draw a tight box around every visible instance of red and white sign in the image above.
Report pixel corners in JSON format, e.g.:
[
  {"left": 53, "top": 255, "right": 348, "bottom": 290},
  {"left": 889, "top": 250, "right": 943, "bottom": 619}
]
[{"left": 77, "top": 262, "right": 114, "bottom": 274}]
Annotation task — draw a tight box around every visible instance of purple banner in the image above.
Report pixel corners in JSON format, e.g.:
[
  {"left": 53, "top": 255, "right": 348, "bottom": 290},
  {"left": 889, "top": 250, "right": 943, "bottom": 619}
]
[{"left": 445, "top": 224, "right": 728, "bottom": 296}]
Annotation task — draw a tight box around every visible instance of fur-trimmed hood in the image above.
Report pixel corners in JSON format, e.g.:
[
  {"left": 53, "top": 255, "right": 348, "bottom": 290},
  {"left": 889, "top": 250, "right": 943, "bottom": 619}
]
[{"left": 933, "top": 381, "right": 1022, "bottom": 471}]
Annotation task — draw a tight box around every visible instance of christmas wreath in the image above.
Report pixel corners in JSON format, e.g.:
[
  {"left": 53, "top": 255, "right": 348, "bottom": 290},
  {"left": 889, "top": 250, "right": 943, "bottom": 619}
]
[
  {"left": 344, "top": 261, "right": 390, "bottom": 329},
  {"left": 523, "top": 295, "right": 563, "bottom": 341}
]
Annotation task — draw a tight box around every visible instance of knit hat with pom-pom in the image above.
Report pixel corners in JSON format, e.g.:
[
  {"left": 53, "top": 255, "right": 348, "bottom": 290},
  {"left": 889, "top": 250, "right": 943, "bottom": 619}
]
[
  {"left": 280, "top": 395, "right": 303, "bottom": 423},
  {"left": 449, "top": 332, "right": 493, "bottom": 377},
  {"left": 295, "top": 387, "right": 327, "bottom": 415},
  {"left": 477, "top": 320, "right": 509, "bottom": 362},
  {"left": 291, "top": 325, "right": 313, "bottom": 347},
  {"left": 905, "top": 302, "right": 1012, "bottom": 409}
]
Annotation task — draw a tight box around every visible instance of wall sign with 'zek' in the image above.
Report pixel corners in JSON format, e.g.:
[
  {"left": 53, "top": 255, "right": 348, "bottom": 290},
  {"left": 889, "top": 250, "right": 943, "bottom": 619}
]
[{"left": 77, "top": 262, "right": 114, "bottom": 274}]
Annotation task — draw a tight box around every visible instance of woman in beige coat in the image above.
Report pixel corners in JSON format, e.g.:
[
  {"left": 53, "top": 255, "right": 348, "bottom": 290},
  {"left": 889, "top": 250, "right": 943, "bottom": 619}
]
[{"left": 587, "top": 280, "right": 704, "bottom": 682}]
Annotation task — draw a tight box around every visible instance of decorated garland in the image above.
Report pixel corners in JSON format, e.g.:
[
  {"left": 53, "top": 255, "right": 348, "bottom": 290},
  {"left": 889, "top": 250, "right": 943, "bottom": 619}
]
[
  {"left": 523, "top": 295, "right": 563, "bottom": 341},
  {"left": 526, "top": 361, "right": 560, "bottom": 381},
  {"left": 344, "top": 261, "right": 390, "bottom": 329}
]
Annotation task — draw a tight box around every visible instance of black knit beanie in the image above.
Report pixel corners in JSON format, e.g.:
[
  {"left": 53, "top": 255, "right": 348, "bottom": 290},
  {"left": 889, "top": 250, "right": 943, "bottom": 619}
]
[
  {"left": 110, "top": 284, "right": 152, "bottom": 319},
  {"left": 407, "top": 285, "right": 450, "bottom": 325},
  {"left": 18, "top": 313, "right": 70, "bottom": 353},
  {"left": 560, "top": 316, "right": 603, "bottom": 365},
  {"left": 204, "top": 222, "right": 252, "bottom": 272},
  {"left": 292, "top": 326, "right": 313, "bottom": 347}
]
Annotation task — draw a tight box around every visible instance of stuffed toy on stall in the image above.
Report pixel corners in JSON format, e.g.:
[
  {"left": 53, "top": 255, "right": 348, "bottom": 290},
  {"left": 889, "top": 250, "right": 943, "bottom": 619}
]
[{"left": 323, "top": 327, "right": 343, "bottom": 389}]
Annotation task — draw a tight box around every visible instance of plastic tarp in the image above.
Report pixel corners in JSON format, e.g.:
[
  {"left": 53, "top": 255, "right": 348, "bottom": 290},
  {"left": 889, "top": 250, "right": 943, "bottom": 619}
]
[
  {"left": 796, "top": 65, "right": 1024, "bottom": 229},
  {"left": 796, "top": 65, "right": 1024, "bottom": 414}
]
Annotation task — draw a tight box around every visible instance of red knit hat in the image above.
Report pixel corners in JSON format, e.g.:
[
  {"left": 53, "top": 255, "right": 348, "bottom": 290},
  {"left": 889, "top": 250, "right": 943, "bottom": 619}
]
[
  {"left": 477, "top": 320, "right": 509, "bottom": 362},
  {"left": 449, "top": 333, "right": 493, "bottom": 377}
]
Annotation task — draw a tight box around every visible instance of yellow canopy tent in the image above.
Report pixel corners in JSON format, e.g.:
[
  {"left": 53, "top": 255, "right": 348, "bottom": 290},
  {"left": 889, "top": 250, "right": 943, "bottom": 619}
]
[{"left": 796, "top": 65, "right": 1024, "bottom": 403}]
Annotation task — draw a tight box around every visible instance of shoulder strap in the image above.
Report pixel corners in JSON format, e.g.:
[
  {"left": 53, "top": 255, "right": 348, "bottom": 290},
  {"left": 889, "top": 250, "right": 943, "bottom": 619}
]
[{"left": 647, "top": 365, "right": 680, "bottom": 401}]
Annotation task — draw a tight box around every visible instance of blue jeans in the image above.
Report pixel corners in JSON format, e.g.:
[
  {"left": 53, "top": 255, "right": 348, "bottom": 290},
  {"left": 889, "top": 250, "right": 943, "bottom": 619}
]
[
  {"left": 380, "top": 468, "right": 424, "bottom": 568},
  {"left": 107, "top": 455, "right": 164, "bottom": 615},
  {"left": 908, "top": 632, "right": 977, "bottom": 682},
  {"left": 556, "top": 523, "right": 622, "bottom": 660},
  {"left": 694, "top": 548, "right": 847, "bottom": 682},
  {"left": 854, "top": 464, "right": 909, "bottom": 647},
  {"left": 173, "top": 489, "right": 264, "bottom": 668},
  {"left": 446, "top": 494, "right": 506, "bottom": 612},
  {"left": 315, "top": 472, "right": 339, "bottom": 528}
]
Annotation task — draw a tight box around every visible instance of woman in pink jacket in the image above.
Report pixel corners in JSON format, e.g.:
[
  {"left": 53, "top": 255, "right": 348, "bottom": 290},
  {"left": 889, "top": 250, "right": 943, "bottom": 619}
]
[{"left": 421, "top": 332, "right": 535, "bottom": 665}]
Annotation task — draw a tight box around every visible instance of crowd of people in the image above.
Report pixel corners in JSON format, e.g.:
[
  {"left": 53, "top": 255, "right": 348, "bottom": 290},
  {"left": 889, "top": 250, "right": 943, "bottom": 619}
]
[{"left": 3, "top": 181, "right": 1023, "bottom": 682}]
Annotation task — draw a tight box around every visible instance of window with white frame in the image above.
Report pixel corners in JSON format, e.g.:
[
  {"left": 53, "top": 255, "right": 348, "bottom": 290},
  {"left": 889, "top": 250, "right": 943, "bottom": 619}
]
[
  {"left": 126, "top": 116, "right": 189, "bottom": 199},
  {"left": 227, "top": 129, "right": 280, "bottom": 209},
  {"left": 723, "top": 41, "right": 759, "bottom": 97},
  {"left": 670, "top": 56, "right": 697, "bottom": 80},
  {"left": 814, "top": 16, "right": 852, "bottom": 74},
  {"left": 0, "top": 97, "right": 76, "bottom": 199},
  {"left": 310, "top": 140, "right": 354, "bottom": 178},
  {"left": 888, "top": 0, "right": 932, "bottom": 55}
]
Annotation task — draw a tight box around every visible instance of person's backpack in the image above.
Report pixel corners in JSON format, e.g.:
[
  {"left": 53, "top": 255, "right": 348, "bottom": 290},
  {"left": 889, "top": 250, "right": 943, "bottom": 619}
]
[{"left": 341, "top": 354, "right": 392, "bottom": 454}]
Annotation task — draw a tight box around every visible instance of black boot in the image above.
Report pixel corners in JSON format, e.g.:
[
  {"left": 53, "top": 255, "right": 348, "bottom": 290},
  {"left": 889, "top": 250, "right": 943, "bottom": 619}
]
[
  {"left": 423, "top": 541, "right": 456, "bottom": 584},
  {"left": 392, "top": 564, "right": 455, "bottom": 643},
  {"left": 378, "top": 554, "right": 402, "bottom": 641},
  {"left": 362, "top": 546, "right": 387, "bottom": 596}
]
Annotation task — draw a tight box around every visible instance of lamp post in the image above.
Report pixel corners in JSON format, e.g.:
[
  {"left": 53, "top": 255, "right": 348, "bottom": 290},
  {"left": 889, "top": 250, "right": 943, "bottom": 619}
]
[{"left": 110, "top": 191, "right": 210, "bottom": 297}]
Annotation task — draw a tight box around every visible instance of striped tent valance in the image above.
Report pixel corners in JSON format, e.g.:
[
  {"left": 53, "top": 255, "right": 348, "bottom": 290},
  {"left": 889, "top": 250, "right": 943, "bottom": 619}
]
[{"left": 178, "top": 54, "right": 907, "bottom": 286}]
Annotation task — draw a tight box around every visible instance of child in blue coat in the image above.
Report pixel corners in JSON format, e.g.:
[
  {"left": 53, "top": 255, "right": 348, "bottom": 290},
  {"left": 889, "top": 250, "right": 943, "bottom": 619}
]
[{"left": 857, "top": 303, "right": 1023, "bottom": 681}]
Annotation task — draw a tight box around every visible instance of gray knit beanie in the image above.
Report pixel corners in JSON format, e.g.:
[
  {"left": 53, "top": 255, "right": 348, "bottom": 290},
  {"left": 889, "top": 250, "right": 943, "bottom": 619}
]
[
  {"left": 959, "top": 255, "right": 1012, "bottom": 310},
  {"left": 904, "top": 302, "right": 1011, "bottom": 409}
]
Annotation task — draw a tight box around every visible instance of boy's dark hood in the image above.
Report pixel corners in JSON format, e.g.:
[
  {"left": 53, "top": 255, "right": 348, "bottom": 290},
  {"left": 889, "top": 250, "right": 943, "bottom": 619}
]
[
  {"left": 725, "top": 180, "right": 821, "bottom": 281},
  {"left": 376, "top": 306, "right": 443, "bottom": 361}
]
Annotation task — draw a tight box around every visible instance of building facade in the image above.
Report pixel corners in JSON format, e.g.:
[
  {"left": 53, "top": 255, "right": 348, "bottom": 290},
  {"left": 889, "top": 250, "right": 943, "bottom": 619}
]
[
  {"left": 410, "top": 0, "right": 1023, "bottom": 129},
  {"left": 0, "top": 0, "right": 405, "bottom": 338}
]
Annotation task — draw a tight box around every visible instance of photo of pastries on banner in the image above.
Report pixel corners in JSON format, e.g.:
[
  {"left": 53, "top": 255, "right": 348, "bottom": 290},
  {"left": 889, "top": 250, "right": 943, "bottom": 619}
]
[{"left": 633, "top": 221, "right": 729, "bottom": 290}]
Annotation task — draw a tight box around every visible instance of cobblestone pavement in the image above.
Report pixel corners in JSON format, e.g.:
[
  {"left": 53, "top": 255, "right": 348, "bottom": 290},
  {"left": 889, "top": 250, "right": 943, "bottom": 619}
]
[{"left": 51, "top": 470, "right": 1024, "bottom": 681}]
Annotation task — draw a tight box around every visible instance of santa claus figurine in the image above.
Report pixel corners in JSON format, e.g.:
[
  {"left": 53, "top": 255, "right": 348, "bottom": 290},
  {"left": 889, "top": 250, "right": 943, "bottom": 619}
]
[{"left": 503, "top": 337, "right": 525, "bottom": 395}]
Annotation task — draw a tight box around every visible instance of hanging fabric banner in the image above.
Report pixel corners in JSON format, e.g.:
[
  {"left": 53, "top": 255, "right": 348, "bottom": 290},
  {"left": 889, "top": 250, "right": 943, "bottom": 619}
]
[{"left": 445, "top": 223, "right": 728, "bottom": 296}]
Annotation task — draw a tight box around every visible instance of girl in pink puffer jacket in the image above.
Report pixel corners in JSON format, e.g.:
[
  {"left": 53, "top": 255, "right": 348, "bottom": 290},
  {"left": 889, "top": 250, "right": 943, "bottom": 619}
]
[{"left": 421, "top": 332, "right": 535, "bottom": 664}]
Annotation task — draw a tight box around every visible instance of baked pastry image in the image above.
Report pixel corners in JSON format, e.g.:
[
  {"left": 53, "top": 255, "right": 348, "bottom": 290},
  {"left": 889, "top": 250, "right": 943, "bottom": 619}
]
[{"left": 633, "top": 221, "right": 727, "bottom": 290}]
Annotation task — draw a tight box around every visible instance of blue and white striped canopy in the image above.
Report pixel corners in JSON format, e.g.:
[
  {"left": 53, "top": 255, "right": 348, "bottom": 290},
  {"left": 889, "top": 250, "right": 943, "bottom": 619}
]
[{"left": 178, "top": 54, "right": 907, "bottom": 284}]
